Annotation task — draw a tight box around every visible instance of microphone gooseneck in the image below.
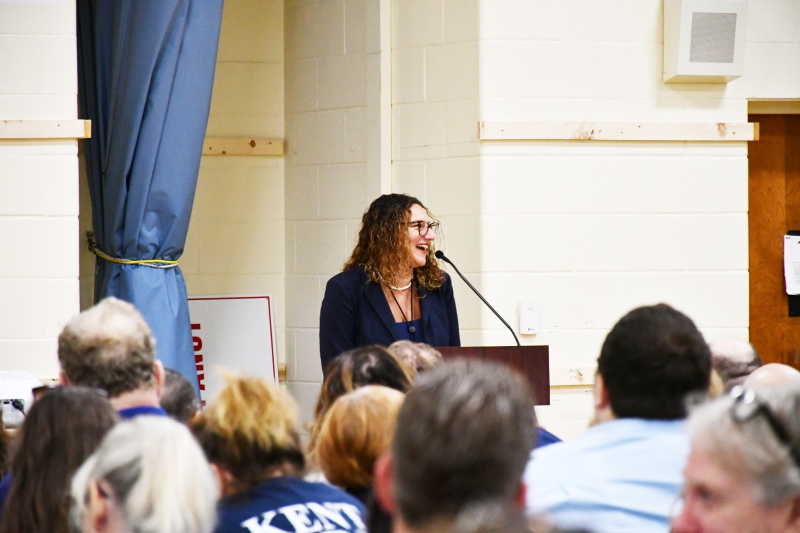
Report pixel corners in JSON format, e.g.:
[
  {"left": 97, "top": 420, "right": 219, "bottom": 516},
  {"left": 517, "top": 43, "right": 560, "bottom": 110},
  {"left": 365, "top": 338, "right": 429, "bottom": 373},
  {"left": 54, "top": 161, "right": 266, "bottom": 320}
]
[{"left": 435, "top": 251, "right": 521, "bottom": 346}]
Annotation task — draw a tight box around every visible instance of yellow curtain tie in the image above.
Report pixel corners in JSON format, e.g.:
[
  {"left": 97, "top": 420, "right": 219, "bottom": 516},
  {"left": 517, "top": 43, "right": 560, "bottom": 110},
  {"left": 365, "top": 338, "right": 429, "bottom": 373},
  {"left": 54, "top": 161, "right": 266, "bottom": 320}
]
[{"left": 86, "top": 231, "right": 180, "bottom": 270}]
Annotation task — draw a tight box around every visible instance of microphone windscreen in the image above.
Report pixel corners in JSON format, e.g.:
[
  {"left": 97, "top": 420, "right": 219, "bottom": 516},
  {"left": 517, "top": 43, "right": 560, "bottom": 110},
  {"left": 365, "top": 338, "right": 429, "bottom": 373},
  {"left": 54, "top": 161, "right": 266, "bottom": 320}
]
[{"left": 434, "top": 250, "right": 445, "bottom": 259}]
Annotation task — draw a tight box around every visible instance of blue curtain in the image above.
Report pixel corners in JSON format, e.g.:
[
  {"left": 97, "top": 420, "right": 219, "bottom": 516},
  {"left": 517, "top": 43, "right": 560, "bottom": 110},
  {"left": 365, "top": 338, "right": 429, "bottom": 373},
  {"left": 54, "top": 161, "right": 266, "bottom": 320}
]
[{"left": 77, "top": 0, "right": 223, "bottom": 395}]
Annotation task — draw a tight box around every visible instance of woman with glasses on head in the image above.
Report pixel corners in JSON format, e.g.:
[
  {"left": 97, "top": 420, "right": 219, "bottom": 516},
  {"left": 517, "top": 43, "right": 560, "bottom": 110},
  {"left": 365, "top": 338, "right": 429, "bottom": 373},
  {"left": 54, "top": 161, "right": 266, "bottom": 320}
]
[
  {"left": 671, "top": 385, "right": 800, "bottom": 533},
  {"left": 319, "top": 194, "right": 460, "bottom": 372}
]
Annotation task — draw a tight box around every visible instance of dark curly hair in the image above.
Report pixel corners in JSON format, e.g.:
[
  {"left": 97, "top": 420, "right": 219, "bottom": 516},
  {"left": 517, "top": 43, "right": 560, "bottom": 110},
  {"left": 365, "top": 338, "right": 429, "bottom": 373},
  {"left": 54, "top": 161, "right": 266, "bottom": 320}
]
[{"left": 343, "top": 194, "right": 444, "bottom": 289}]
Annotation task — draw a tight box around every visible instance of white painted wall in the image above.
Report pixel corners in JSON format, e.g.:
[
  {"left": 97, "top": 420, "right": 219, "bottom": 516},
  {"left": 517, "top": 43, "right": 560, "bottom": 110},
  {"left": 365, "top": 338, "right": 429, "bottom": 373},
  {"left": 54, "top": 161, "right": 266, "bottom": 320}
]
[
  {"left": 390, "top": 0, "right": 484, "bottom": 346},
  {"left": 743, "top": 0, "right": 800, "bottom": 98},
  {"left": 478, "top": 0, "right": 750, "bottom": 438},
  {"left": 284, "top": 0, "right": 386, "bottom": 422},
  {"left": 0, "top": 1, "right": 79, "bottom": 379},
  {"left": 388, "top": 0, "right": 800, "bottom": 439},
  {"left": 183, "top": 0, "right": 287, "bottom": 371}
]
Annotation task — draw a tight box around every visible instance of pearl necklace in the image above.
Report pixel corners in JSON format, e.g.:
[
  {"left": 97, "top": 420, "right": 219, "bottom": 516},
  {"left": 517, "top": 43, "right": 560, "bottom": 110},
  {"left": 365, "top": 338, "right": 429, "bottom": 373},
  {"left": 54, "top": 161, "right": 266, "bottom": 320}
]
[
  {"left": 389, "top": 281, "right": 416, "bottom": 334},
  {"left": 388, "top": 281, "right": 412, "bottom": 291}
]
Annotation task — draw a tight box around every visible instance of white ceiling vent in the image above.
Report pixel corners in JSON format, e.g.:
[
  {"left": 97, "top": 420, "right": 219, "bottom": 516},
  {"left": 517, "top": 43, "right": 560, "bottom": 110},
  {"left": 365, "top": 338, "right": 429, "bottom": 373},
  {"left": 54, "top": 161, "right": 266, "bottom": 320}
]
[{"left": 664, "top": 0, "right": 747, "bottom": 83}]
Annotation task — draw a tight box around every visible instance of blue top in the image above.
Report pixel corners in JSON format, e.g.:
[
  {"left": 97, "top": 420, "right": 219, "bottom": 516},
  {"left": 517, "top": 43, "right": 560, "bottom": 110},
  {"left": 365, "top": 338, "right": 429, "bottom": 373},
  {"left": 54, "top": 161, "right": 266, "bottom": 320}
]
[
  {"left": 215, "top": 477, "right": 366, "bottom": 533},
  {"left": 524, "top": 418, "right": 689, "bottom": 533},
  {"left": 0, "top": 473, "right": 11, "bottom": 516},
  {"left": 392, "top": 319, "right": 425, "bottom": 342},
  {"left": 118, "top": 405, "right": 168, "bottom": 420},
  {"left": 319, "top": 267, "right": 460, "bottom": 371},
  {"left": 537, "top": 427, "right": 562, "bottom": 448}
]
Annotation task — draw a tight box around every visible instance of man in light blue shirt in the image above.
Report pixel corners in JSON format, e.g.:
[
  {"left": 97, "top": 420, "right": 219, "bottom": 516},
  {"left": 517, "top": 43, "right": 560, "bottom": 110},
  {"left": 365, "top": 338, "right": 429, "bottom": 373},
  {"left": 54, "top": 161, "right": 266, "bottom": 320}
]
[{"left": 524, "top": 304, "right": 712, "bottom": 533}]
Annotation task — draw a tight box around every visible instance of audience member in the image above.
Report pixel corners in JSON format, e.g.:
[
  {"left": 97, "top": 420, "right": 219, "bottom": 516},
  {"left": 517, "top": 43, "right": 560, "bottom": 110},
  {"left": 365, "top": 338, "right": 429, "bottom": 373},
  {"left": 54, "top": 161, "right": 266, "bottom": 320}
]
[
  {"left": 0, "top": 419, "right": 9, "bottom": 482},
  {"left": 308, "top": 345, "right": 413, "bottom": 468},
  {"left": 743, "top": 362, "right": 800, "bottom": 392},
  {"left": 191, "top": 376, "right": 367, "bottom": 533},
  {"left": 0, "top": 387, "right": 117, "bottom": 533},
  {"left": 671, "top": 386, "right": 800, "bottom": 533},
  {"left": 58, "top": 297, "right": 168, "bottom": 419},
  {"left": 315, "top": 385, "right": 404, "bottom": 504},
  {"left": 387, "top": 341, "right": 443, "bottom": 374},
  {"left": 709, "top": 338, "right": 762, "bottom": 390},
  {"left": 161, "top": 367, "right": 201, "bottom": 423},
  {"left": 525, "top": 303, "right": 711, "bottom": 533},
  {"left": 71, "top": 415, "right": 217, "bottom": 533},
  {"left": 315, "top": 385, "right": 403, "bottom": 532},
  {"left": 374, "top": 359, "right": 536, "bottom": 533}
]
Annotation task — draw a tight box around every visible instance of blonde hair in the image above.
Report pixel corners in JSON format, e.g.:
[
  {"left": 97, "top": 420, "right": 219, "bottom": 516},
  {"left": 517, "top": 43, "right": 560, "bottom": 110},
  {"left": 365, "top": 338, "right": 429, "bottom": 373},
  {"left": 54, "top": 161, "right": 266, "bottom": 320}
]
[
  {"left": 315, "top": 386, "right": 405, "bottom": 489},
  {"left": 191, "top": 376, "right": 304, "bottom": 490},
  {"left": 70, "top": 416, "right": 217, "bottom": 533}
]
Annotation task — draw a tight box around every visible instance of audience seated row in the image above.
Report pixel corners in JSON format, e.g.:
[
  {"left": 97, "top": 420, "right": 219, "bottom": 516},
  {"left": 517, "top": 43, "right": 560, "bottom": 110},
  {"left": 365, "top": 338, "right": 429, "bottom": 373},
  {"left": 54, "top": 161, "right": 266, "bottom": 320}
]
[{"left": 0, "top": 295, "right": 795, "bottom": 533}]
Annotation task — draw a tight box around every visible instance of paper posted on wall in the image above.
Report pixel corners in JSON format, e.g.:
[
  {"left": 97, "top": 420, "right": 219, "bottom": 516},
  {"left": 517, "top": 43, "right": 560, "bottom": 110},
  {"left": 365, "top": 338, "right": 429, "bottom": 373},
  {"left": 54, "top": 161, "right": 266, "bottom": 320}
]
[{"left": 784, "top": 235, "right": 800, "bottom": 295}]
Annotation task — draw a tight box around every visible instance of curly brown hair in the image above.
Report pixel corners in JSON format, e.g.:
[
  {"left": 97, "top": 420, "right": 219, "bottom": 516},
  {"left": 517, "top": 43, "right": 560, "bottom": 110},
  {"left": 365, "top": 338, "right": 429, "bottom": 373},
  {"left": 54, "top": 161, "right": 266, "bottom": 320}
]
[{"left": 343, "top": 194, "right": 444, "bottom": 289}]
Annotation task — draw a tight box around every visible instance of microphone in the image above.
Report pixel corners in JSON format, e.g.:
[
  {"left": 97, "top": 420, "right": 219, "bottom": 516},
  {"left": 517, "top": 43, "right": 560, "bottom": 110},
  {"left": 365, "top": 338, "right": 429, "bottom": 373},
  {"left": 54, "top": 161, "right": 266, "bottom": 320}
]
[{"left": 435, "top": 250, "right": 521, "bottom": 346}]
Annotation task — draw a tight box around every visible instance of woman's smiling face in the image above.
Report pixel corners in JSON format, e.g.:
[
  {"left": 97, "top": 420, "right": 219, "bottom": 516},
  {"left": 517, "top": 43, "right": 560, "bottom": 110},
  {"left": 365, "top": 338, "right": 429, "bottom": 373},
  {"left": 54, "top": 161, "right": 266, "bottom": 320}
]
[{"left": 407, "top": 204, "right": 436, "bottom": 269}]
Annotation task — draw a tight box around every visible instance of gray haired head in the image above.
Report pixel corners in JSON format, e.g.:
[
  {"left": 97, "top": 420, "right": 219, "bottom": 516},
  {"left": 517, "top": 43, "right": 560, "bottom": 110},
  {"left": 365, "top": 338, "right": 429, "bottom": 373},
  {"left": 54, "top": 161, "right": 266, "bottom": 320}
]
[
  {"left": 392, "top": 358, "right": 537, "bottom": 528},
  {"left": 70, "top": 416, "right": 218, "bottom": 533},
  {"left": 688, "top": 386, "right": 800, "bottom": 505}
]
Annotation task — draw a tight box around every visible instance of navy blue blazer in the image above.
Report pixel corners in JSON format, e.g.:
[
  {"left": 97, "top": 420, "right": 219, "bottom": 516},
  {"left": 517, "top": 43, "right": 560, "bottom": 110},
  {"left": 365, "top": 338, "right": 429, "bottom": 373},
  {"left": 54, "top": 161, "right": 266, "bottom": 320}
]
[{"left": 319, "top": 267, "right": 460, "bottom": 370}]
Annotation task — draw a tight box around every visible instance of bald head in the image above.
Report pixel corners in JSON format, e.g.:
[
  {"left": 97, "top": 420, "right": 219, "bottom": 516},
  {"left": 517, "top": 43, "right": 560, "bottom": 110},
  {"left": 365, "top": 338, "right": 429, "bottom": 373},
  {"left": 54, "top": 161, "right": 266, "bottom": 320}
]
[
  {"left": 743, "top": 363, "right": 800, "bottom": 392},
  {"left": 708, "top": 338, "right": 761, "bottom": 389}
]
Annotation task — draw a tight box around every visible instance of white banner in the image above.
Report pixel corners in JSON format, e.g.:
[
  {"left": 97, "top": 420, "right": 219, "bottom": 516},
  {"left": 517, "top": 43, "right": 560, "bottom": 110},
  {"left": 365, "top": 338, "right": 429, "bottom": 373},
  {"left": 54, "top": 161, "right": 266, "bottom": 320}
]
[{"left": 188, "top": 295, "right": 278, "bottom": 405}]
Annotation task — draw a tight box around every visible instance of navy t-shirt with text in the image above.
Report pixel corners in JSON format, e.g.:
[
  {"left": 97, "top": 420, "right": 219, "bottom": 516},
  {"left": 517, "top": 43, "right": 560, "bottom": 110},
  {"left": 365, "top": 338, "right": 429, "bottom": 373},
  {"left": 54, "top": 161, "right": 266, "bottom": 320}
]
[{"left": 216, "top": 477, "right": 366, "bottom": 533}]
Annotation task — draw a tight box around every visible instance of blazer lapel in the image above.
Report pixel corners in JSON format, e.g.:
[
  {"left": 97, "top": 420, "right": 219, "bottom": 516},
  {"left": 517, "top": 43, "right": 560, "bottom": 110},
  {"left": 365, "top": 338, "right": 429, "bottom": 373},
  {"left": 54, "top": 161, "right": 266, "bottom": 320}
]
[
  {"left": 418, "top": 283, "right": 432, "bottom": 333},
  {"left": 363, "top": 281, "right": 400, "bottom": 341}
]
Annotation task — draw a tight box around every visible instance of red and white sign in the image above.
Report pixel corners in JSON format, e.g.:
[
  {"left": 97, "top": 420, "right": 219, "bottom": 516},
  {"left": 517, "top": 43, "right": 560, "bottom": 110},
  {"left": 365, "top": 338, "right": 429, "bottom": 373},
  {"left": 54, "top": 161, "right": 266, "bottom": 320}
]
[{"left": 188, "top": 295, "right": 278, "bottom": 405}]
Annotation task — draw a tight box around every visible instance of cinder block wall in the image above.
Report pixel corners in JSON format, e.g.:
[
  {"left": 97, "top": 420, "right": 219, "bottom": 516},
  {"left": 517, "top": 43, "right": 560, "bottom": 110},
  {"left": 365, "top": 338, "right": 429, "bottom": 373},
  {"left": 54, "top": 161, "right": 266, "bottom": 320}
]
[
  {"left": 284, "top": 0, "right": 381, "bottom": 422},
  {"left": 183, "top": 0, "right": 287, "bottom": 367},
  {"left": 0, "top": 1, "right": 79, "bottom": 379},
  {"left": 389, "top": 0, "right": 484, "bottom": 346},
  {"left": 387, "top": 0, "right": 800, "bottom": 439},
  {"left": 477, "top": 0, "right": 750, "bottom": 438},
  {"left": 743, "top": 0, "right": 800, "bottom": 98}
]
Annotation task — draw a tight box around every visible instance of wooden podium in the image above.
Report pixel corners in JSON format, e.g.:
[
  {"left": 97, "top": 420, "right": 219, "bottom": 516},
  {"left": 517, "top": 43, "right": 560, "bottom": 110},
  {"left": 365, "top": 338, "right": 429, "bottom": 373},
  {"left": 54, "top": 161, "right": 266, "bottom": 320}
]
[{"left": 436, "top": 346, "right": 550, "bottom": 405}]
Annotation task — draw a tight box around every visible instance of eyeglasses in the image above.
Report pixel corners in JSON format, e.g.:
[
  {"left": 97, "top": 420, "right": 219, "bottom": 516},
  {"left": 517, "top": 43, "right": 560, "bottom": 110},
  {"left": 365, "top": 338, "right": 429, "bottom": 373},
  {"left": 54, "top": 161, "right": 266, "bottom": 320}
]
[
  {"left": 408, "top": 221, "right": 439, "bottom": 237},
  {"left": 729, "top": 385, "right": 800, "bottom": 467}
]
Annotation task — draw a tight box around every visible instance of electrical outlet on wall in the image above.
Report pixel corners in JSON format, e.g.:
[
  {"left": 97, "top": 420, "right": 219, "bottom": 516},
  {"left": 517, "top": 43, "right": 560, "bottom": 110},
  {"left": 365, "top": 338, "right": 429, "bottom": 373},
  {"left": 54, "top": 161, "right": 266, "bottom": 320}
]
[{"left": 518, "top": 301, "right": 540, "bottom": 335}]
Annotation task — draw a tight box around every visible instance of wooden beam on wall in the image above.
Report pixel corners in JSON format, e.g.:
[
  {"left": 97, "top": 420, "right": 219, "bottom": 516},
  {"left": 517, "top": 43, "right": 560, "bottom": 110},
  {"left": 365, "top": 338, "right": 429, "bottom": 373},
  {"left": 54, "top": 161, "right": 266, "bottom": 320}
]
[
  {"left": 203, "top": 137, "right": 285, "bottom": 156},
  {"left": 0, "top": 120, "right": 91, "bottom": 139},
  {"left": 479, "top": 121, "right": 759, "bottom": 142}
]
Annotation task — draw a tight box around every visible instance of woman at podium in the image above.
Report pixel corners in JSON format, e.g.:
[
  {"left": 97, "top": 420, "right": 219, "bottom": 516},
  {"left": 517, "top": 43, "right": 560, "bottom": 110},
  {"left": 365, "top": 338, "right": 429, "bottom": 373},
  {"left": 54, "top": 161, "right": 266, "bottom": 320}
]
[{"left": 319, "top": 194, "right": 460, "bottom": 371}]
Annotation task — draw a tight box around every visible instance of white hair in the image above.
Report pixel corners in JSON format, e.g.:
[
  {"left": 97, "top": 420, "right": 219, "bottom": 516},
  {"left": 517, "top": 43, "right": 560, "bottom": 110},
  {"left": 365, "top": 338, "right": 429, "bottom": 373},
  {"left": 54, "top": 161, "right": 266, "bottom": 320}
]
[
  {"left": 688, "top": 389, "right": 800, "bottom": 505},
  {"left": 71, "top": 416, "right": 218, "bottom": 533}
]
